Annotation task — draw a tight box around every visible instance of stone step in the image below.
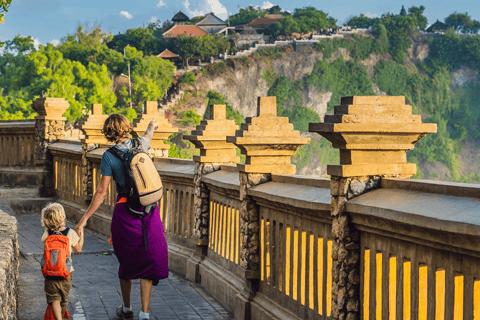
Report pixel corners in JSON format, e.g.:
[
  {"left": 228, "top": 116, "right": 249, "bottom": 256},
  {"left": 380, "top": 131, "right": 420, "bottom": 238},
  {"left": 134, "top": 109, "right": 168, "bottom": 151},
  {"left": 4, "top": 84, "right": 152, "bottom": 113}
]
[{"left": 0, "top": 187, "right": 40, "bottom": 199}]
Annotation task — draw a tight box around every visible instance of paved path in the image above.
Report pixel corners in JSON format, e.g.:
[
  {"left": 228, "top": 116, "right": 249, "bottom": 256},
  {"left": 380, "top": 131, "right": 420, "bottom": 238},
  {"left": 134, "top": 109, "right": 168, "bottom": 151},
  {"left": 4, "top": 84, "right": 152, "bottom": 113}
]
[{"left": 15, "top": 212, "right": 233, "bottom": 320}]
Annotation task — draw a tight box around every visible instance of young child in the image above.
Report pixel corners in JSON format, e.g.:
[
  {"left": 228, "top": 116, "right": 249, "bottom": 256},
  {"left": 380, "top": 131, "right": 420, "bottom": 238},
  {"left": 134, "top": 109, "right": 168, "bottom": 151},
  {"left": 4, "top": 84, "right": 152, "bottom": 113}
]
[{"left": 41, "top": 203, "right": 84, "bottom": 320}]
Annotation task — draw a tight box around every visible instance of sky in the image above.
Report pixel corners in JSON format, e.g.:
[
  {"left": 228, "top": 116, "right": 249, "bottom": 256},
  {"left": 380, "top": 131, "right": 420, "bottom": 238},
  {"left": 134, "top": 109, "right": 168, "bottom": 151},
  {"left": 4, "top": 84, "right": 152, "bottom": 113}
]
[{"left": 1, "top": 0, "right": 479, "bottom": 48}]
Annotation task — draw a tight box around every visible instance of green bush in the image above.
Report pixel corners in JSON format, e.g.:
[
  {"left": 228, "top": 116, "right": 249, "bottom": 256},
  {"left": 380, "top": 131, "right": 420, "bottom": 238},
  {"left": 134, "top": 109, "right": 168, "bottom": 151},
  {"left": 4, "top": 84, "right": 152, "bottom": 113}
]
[
  {"left": 178, "top": 72, "right": 196, "bottom": 85},
  {"left": 204, "top": 90, "right": 245, "bottom": 126},
  {"left": 178, "top": 109, "right": 202, "bottom": 127}
]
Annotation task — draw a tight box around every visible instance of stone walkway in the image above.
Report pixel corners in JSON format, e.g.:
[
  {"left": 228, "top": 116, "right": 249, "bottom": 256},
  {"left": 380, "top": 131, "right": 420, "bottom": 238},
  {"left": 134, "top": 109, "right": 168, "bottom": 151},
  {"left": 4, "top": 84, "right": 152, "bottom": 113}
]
[{"left": 15, "top": 212, "right": 233, "bottom": 320}]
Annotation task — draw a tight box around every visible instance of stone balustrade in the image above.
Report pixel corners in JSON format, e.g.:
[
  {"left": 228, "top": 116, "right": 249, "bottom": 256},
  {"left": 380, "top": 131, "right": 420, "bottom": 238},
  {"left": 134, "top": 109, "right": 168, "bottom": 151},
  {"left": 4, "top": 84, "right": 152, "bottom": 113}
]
[{"left": 2, "top": 96, "right": 480, "bottom": 320}]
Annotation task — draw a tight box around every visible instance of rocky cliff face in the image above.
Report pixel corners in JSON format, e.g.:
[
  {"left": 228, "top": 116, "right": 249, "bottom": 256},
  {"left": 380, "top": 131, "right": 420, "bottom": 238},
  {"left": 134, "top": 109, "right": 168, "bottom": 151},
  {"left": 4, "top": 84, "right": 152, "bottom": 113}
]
[
  {"left": 194, "top": 46, "right": 329, "bottom": 117},
  {"left": 187, "top": 39, "right": 479, "bottom": 181}
]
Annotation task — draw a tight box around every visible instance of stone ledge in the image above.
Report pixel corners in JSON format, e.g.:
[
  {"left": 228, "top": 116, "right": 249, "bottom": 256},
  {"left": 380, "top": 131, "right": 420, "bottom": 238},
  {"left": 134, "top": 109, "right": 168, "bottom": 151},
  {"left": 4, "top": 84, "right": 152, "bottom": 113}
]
[
  {"left": 248, "top": 181, "right": 331, "bottom": 211},
  {"left": 202, "top": 170, "right": 240, "bottom": 191},
  {"left": 0, "top": 209, "right": 19, "bottom": 320},
  {"left": 272, "top": 174, "right": 330, "bottom": 188},
  {"left": 382, "top": 178, "right": 480, "bottom": 199},
  {"left": 347, "top": 188, "right": 480, "bottom": 237}
]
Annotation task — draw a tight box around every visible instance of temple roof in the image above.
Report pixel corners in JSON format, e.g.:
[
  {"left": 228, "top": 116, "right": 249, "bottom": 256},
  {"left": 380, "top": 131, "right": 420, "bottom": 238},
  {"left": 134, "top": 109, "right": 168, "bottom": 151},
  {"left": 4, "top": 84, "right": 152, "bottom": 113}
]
[
  {"left": 196, "top": 12, "right": 227, "bottom": 26},
  {"left": 426, "top": 20, "right": 448, "bottom": 32},
  {"left": 162, "top": 25, "right": 208, "bottom": 38},
  {"left": 246, "top": 16, "right": 284, "bottom": 29},
  {"left": 172, "top": 11, "right": 189, "bottom": 22},
  {"left": 156, "top": 49, "right": 179, "bottom": 58}
]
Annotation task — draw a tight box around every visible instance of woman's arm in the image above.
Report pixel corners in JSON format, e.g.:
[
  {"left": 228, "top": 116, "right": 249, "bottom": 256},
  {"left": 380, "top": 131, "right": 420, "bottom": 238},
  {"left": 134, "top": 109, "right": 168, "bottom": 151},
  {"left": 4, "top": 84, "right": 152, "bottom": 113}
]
[
  {"left": 143, "top": 117, "right": 159, "bottom": 140},
  {"left": 75, "top": 175, "right": 112, "bottom": 233}
]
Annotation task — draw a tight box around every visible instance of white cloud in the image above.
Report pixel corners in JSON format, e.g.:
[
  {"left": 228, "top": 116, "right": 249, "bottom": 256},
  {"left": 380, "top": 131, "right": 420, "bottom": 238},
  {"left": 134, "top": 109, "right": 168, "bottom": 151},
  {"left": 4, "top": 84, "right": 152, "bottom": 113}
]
[
  {"left": 32, "top": 38, "right": 42, "bottom": 51},
  {"left": 157, "top": 0, "right": 166, "bottom": 7},
  {"left": 120, "top": 11, "right": 133, "bottom": 19},
  {"left": 183, "top": 0, "right": 228, "bottom": 20},
  {"left": 50, "top": 39, "right": 60, "bottom": 47},
  {"left": 150, "top": 16, "right": 159, "bottom": 23},
  {"left": 261, "top": 1, "right": 274, "bottom": 10}
]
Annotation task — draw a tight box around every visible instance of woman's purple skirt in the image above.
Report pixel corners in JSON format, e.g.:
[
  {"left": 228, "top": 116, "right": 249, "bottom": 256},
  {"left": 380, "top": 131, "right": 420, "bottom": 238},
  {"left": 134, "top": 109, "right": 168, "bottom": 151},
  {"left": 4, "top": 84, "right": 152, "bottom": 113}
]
[{"left": 111, "top": 200, "right": 168, "bottom": 285}]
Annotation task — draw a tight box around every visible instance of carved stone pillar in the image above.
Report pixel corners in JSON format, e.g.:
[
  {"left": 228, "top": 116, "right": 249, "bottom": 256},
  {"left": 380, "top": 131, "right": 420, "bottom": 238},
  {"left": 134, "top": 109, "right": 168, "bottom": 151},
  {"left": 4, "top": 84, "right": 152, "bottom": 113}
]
[
  {"left": 310, "top": 96, "right": 437, "bottom": 320},
  {"left": 77, "top": 104, "right": 109, "bottom": 200},
  {"left": 228, "top": 96, "right": 309, "bottom": 320},
  {"left": 183, "top": 104, "right": 239, "bottom": 283},
  {"left": 132, "top": 101, "right": 177, "bottom": 159},
  {"left": 32, "top": 98, "right": 70, "bottom": 196}
]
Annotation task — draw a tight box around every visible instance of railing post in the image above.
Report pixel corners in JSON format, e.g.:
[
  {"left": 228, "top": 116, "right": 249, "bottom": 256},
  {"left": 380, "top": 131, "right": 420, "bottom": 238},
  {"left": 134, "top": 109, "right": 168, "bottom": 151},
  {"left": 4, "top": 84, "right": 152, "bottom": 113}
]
[
  {"left": 228, "top": 96, "right": 309, "bottom": 320},
  {"left": 77, "top": 104, "right": 109, "bottom": 201},
  {"left": 183, "top": 104, "right": 239, "bottom": 283},
  {"left": 132, "top": 101, "right": 177, "bottom": 159},
  {"left": 309, "top": 96, "right": 436, "bottom": 320},
  {"left": 32, "top": 97, "right": 70, "bottom": 196}
]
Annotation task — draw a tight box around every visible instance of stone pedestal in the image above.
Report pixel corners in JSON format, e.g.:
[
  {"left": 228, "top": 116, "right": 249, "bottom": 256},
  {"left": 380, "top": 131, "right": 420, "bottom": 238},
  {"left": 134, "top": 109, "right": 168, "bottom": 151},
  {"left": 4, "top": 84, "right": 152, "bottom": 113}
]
[
  {"left": 77, "top": 104, "right": 110, "bottom": 200},
  {"left": 310, "top": 96, "right": 437, "bottom": 320},
  {"left": 32, "top": 98, "right": 70, "bottom": 196},
  {"left": 228, "top": 96, "right": 309, "bottom": 320},
  {"left": 132, "top": 101, "right": 177, "bottom": 159},
  {"left": 183, "top": 105, "right": 239, "bottom": 283}
]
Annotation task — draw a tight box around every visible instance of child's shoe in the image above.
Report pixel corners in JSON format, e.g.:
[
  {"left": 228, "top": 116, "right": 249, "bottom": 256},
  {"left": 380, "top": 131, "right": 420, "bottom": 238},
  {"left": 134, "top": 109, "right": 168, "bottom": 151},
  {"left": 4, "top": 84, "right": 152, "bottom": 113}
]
[{"left": 116, "top": 306, "right": 134, "bottom": 320}]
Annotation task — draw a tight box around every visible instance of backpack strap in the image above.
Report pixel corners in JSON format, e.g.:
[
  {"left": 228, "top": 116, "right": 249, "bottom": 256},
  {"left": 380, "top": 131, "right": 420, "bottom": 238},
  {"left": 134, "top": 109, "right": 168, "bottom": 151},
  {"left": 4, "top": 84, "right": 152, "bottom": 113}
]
[{"left": 48, "top": 227, "right": 70, "bottom": 237}]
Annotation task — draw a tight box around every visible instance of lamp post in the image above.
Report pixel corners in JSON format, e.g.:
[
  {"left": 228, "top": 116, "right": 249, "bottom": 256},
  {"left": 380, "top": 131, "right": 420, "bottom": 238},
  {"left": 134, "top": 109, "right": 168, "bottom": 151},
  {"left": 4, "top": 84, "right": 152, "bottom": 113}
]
[{"left": 123, "top": 45, "right": 132, "bottom": 108}]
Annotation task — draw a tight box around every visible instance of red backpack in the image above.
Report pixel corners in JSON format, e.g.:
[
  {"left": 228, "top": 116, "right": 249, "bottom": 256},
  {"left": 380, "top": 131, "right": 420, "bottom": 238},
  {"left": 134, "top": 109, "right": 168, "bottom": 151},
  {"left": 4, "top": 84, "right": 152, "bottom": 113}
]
[{"left": 41, "top": 228, "right": 73, "bottom": 279}]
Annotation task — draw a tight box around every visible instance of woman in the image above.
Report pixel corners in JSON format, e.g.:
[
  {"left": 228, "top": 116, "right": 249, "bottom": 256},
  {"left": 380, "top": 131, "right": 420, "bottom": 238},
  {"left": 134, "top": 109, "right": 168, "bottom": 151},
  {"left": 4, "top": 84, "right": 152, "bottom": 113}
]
[{"left": 76, "top": 114, "right": 168, "bottom": 320}]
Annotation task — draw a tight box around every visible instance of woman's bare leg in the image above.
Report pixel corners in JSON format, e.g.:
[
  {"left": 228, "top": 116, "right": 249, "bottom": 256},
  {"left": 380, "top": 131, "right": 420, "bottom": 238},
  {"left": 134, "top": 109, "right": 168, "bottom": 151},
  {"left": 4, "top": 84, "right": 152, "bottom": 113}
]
[
  {"left": 119, "top": 278, "right": 132, "bottom": 308},
  {"left": 140, "top": 279, "right": 153, "bottom": 313}
]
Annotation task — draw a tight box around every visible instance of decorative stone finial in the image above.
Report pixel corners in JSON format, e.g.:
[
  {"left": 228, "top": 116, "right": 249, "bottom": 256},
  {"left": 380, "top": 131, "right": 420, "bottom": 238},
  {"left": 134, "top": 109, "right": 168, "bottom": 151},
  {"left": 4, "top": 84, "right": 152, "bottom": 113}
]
[
  {"left": 132, "top": 101, "right": 178, "bottom": 158},
  {"left": 227, "top": 96, "right": 310, "bottom": 175},
  {"left": 184, "top": 104, "right": 239, "bottom": 164},
  {"left": 32, "top": 98, "right": 70, "bottom": 120},
  {"left": 309, "top": 96, "right": 437, "bottom": 177},
  {"left": 77, "top": 104, "right": 109, "bottom": 144}
]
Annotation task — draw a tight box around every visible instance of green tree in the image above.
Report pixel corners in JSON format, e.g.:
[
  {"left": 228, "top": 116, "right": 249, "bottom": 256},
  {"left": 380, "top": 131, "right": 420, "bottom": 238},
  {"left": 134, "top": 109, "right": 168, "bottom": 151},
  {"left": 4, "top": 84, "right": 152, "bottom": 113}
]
[
  {"left": 268, "top": 5, "right": 282, "bottom": 14},
  {"left": 408, "top": 5, "right": 427, "bottom": 30},
  {"left": 107, "top": 27, "right": 165, "bottom": 55},
  {"left": 229, "top": 6, "right": 266, "bottom": 26},
  {"left": 445, "top": 12, "right": 480, "bottom": 34},
  {"left": 0, "top": 0, "right": 13, "bottom": 47},
  {"left": 270, "top": 7, "right": 336, "bottom": 36},
  {"left": 346, "top": 14, "right": 375, "bottom": 29},
  {"left": 5, "top": 35, "right": 35, "bottom": 54}
]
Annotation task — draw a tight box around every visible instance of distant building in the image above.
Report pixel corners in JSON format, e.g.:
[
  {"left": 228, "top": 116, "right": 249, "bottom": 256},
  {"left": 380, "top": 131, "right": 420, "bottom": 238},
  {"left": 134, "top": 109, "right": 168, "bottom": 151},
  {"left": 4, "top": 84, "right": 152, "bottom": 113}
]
[
  {"left": 162, "top": 25, "right": 208, "bottom": 38},
  {"left": 196, "top": 12, "right": 228, "bottom": 34},
  {"left": 172, "top": 11, "right": 190, "bottom": 25},
  {"left": 235, "top": 14, "right": 285, "bottom": 34},
  {"left": 426, "top": 20, "right": 448, "bottom": 33},
  {"left": 156, "top": 49, "right": 179, "bottom": 59}
]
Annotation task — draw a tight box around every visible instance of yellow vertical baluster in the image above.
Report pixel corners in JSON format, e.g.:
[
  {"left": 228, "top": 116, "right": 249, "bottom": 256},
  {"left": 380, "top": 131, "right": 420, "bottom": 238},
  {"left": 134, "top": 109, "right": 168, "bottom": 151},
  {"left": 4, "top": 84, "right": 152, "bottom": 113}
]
[
  {"left": 376, "top": 253, "right": 382, "bottom": 320},
  {"left": 436, "top": 269, "right": 445, "bottom": 320},
  {"left": 454, "top": 274, "right": 464, "bottom": 320},
  {"left": 404, "top": 260, "right": 411, "bottom": 320},
  {"left": 318, "top": 237, "right": 324, "bottom": 315},
  {"left": 327, "top": 240, "right": 332, "bottom": 316},
  {"left": 418, "top": 265, "right": 428, "bottom": 320},
  {"left": 364, "top": 249, "right": 370, "bottom": 320},
  {"left": 389, "top": 255, "right": 396, "bottom": 320}
]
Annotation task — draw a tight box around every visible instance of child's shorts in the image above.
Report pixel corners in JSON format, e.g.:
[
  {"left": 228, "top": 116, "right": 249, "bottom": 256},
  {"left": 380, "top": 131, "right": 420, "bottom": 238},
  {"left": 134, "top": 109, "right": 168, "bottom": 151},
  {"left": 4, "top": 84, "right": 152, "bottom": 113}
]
[{"left": 44, "top": 274, "right": 73, "bottom": 307}]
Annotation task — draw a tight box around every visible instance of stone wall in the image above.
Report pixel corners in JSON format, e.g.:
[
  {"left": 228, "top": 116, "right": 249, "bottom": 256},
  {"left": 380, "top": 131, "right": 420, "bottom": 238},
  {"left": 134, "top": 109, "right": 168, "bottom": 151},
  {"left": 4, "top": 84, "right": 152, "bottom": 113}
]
[{"left": 0, "top": 209, "right": 19, "bottom": 320}]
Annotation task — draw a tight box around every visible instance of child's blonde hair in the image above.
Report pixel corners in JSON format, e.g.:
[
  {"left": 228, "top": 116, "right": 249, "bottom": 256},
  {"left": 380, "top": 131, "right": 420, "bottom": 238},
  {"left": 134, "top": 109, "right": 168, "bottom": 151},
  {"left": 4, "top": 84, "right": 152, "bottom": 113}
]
[{"left": 41, "top": 203, "right": 66, "bottom": 231}]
